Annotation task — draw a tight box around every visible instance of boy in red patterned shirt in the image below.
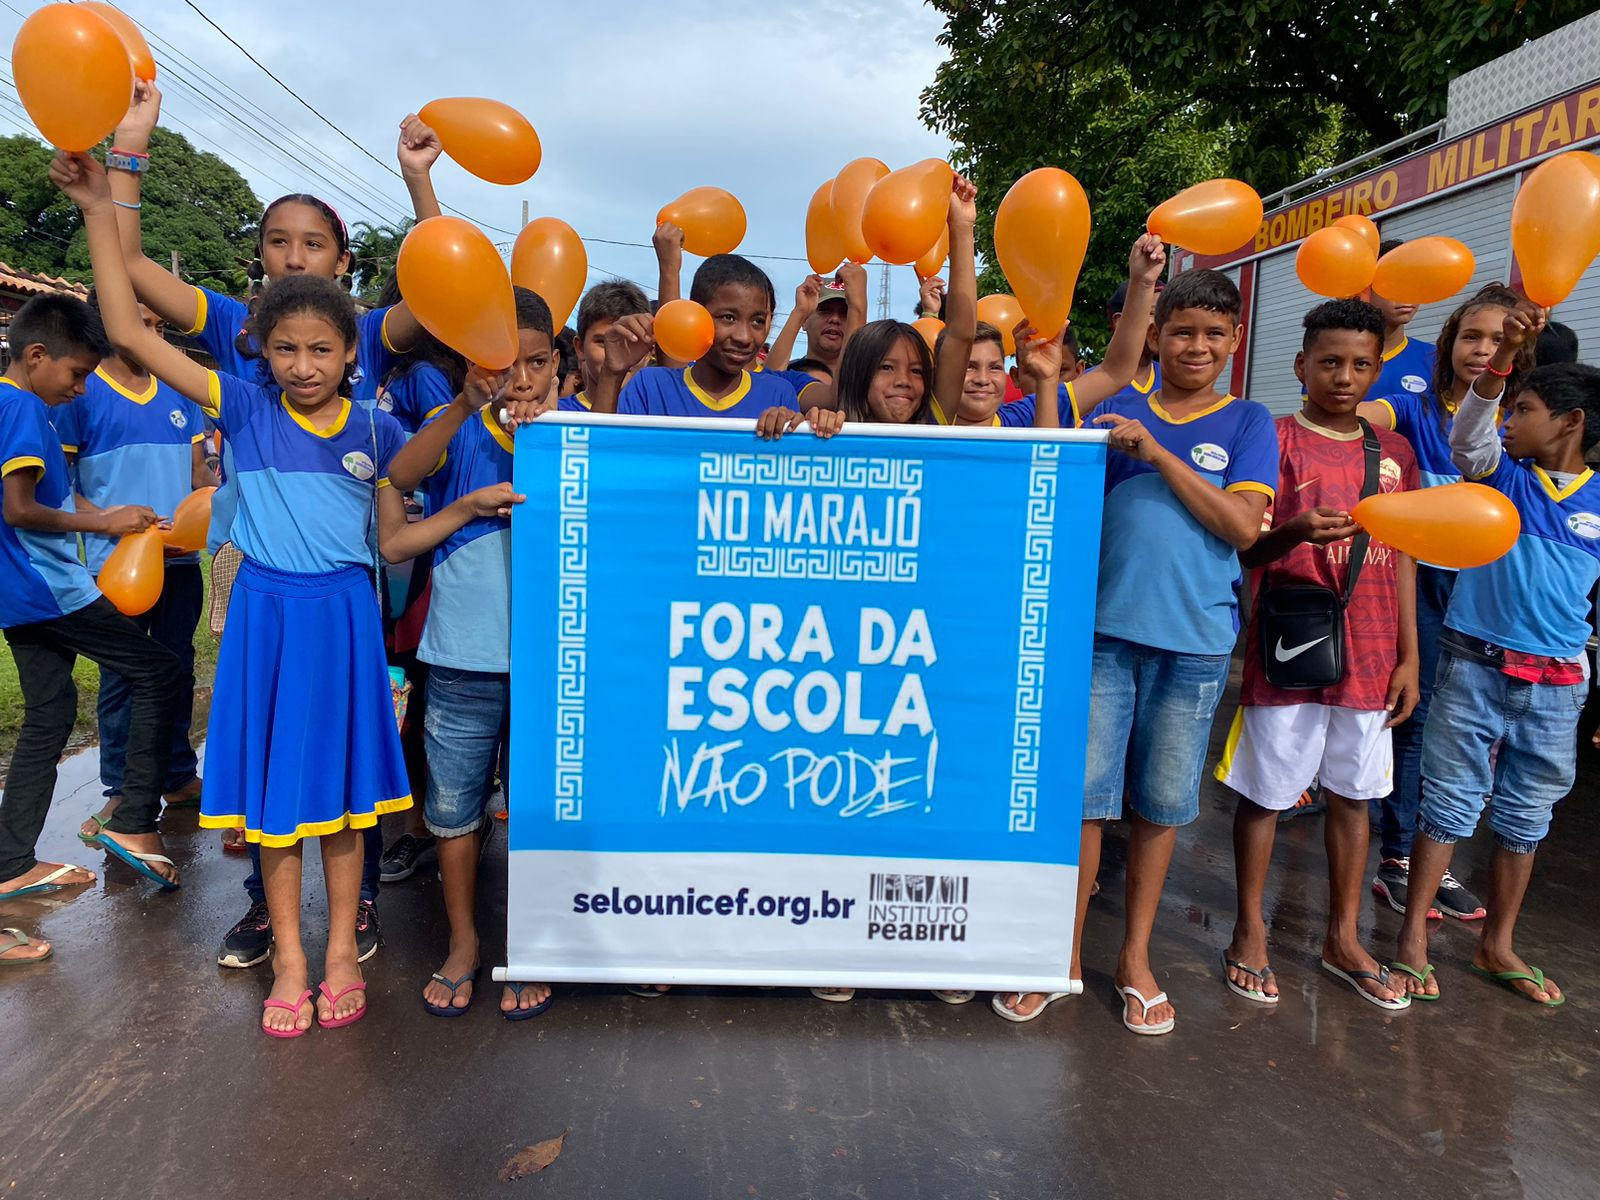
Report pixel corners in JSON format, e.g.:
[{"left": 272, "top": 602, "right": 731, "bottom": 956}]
[{"left": 1215, "top": 300, "right": 1421, "bottom": 1012}]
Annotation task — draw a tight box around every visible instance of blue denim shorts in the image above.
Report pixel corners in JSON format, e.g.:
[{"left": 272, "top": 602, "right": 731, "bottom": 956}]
[
  {"left": 1082, "top": 635, "right": 1230, "bottom": 827},
  {"left": 422, "top": 665, "right": 510, "bottom": 838},
  {"left": 1419, "top": 650, "right": 1584, "bottom": 854}
]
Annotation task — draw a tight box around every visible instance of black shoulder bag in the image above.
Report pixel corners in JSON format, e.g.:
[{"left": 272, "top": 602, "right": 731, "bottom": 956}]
[{"left": 1259, "top": 419, "right": 1380, "bottom": 690}]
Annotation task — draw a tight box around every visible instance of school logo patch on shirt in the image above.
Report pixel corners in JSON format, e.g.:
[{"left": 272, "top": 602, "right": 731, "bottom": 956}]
[
  {"left": 341, "top": 451, "right": 376, "bottom": 481},
  {"left": 376, "top": 389, "right": 393, "bottom": 413},
  {"left": 1401, "top": 374, "right": 1428, "bottom": 393},
  {"left": 168, "top": 408, "right": 188, "bottom": 430},
  {"left": 1190, "top": 443, "right": 1230, "bottom": 472},
  {"left": 1567, "top": 512, "right": 1600, "bottom": 539}
]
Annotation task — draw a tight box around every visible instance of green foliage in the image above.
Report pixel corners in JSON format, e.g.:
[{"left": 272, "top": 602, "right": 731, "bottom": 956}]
[
  {"left": 920, "top": 0, "right": 1590, "bottom": 353},
  {"left": 349, "top": 218, "right": 413, "bottom": 302},
  {"left": 0, "top": 128, "right": 260, "bottom": 292}
]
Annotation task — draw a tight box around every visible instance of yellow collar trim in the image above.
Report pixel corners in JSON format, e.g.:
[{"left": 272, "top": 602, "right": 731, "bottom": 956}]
[
  {"left": 281, "top": 395, "right": 350, "bottom": 438},
  {"left": 0, "top": 377, "right": 21, "bottom": 391},
  {"left": 572, "top": 391, "right": 592, "bottom": 411},
  {"left": 482, "top": 404, "right": 515, "bottom": 453},
  {"left": 1292, "top": 410, "right": 1362, "bottom": 441},
  {"left": 1149, "top": 392, "right": 1235, "bottom": 425},
  {"left": 1535, "top": 464, "right": 1593, "bottom": 502},
  {"left": 1132, "top": 365, "right": 1157, "bottom": 395},
  {"left": 1382, "top": 335, "right": 1408, "bottom": 363},
  {"left": 95, "top": 366, "right": 158, "bottom": 404},
  {"left": 684, "top": 366, "right": 750, "bottom": 412}
]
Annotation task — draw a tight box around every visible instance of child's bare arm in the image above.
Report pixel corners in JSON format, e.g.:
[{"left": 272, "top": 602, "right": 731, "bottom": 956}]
[
  {"left": 1072, "top": 235, "right": 1165, "bottom": 413},
  {"left": 378, "top": 480, "right": 523, "bottom": 563},
  {"left": 398, "top": 113, "right": 444, "bottom": 221},
  {"left": 767, "top": 277, "right": 820, "bottom": 372},
  {"left": 3, "top": 469, "right": 156, "bottom": 536},
  {"left": 932, "top": 176, "right": 978, "bottom": 415}
]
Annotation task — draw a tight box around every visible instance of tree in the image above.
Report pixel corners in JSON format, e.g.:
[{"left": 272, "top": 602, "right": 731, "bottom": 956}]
[
  {"left": 0, "top": 127, "right": 260, "bottom": 292},
  {"left": 349, "top": 218, "right": 413, "bottom": 302},
  {"left": 920, "top": 0, "right": 1590, "bottom": 353}
]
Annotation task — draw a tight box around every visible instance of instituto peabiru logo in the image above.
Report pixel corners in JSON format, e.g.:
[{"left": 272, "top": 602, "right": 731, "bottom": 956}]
[{"left": 1190, "top": 443, "right": 1230, "bottom": 472}]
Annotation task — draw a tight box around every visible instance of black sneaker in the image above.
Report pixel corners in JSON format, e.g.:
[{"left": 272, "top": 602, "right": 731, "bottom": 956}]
[
  {"left": 378, "top": 833, "right": 436, "bottom": 882},
  {"left": 218, "top": 900, "right": 273, "bottom": 969},
  {"left": 1277, "top": 786, "right": 1327, "bottom": 822},
  {"left": 356, "top": 899, "right": 380, "bottom": 963},
  {"left": 1372, "top": 858, "right": 1442, "bottom": 920},
  {"left": 1434, "top": 870, "right": 1487, "bottom": 921}
]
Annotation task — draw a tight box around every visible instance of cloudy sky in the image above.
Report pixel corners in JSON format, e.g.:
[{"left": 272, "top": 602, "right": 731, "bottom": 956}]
[{"left": 0, "top": 0, "right": 953, "bottom": 340}]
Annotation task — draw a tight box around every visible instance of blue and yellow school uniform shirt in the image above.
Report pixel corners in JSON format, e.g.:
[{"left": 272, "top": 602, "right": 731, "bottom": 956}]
[
  {"left": 1090, "top": 390, "right": 1278, "bottom": 655},
  {"left": 1448, "top": 460, "right": 1600, "bottom": 659},
  {"left": 1371, "top": 335, "right": 1436, "bottom": 403},
  {"left": 753, "top": 363, "right": 825, "bottom": 408},
  {"left": 0, "top": 379, "right": 100, "bottom": 627},
  {"left": 619, "top": 366, "right": 799, "bottom": 419},
  {"left": 557, "top": 391, "right": 592, "bottom": 413},
  {"left": 54, "top": 369, "right": 206, "bottom": 574},
  {"left": 1101, "top": 361, "right": 1161, "bottom": 408},
  {"left": 417, "top": 407, "right": 515, "bottom": 672},
  {"left": 1370, "top": 388, "right": 1458, "bottom": 488},
  {"left": 204, "top": 372, "right": 404, "bottom": 574},
  {"left": 937, "top": 382, "right": 1086, "bottom": 429},
  {"left": 378, "top": 361, "right": 454, "bottom": 435}
]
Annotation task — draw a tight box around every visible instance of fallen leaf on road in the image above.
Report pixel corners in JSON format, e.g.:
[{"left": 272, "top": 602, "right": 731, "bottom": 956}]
[{"left": 500, "top": 1130, "right": 568, "bottom": 1181}]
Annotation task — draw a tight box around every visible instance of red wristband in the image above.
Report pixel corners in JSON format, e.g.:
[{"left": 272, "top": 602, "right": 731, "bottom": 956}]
[{"left": 1483, "top": 361, "right": 1513, "bottom": 378}]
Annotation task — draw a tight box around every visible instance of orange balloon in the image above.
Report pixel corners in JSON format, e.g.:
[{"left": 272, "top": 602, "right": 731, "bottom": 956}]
[
  {"left": 975, "top": 294, "right": 1024, "bottom": 355},
  {"left": 397, "top": 217, "right": 518, "bottom": 370},
  {"left": 511, "top": 218, "right": 587, "bottom": 331},
  {"left": 1371, "top": 237, "right": 1475, "bottom": 305},
  {"left": 162, "top": 486, "right": 215, "bottom": 554},
  {"left": 861, "top": 159, "right": 954, "bottom": 265},
  {"left": 658, "top": 187, "right": 747, "bottom": 257},
  {"left": 829, "top": 158, "right": 890, "bottom": 263},
  {"left": 994, "top": 167, "right": 1091, "bottom": 341},
  {"left": 12, "top": 5, "right": 132, "bottom": 152},
  {"left": 911, "top": 316, "right": 944, "bottom": 353},
  {"left": 1147, "top": 179, "right": 1263, "bottom": 256},
  {"left": 418, "top": 98, "right": 541, "bottom": 186},
  {"left": 99, "top": 528, "right": 164, "bottom": 616},
  {"left": 653, "top": 299, "right": 715, "bottom": 363},
  {"left": 79, "top": 3, "right": 155, "bottom": 81},
  {"left": 1332, "top": 213, "right": 1380, "bottom": 256},
  {"left": 1352, "top": 482, "right": 1520, "bottom": 570},
  {"left": 1296, "top": 227, "right": 1378, "bottom": 298},
  {"left": 1511, "top": 152, "right": 1600, "bottom": 307},
  {"left": 915, "top": 227, "right": 950, "bottom": 280},
  {"left": 805, "top": 181, "right": 847, "bottom": 275}
]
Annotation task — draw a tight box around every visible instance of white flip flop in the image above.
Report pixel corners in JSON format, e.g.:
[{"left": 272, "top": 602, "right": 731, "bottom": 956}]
[
  {"left": 990, "top": 980, "right": 1083, "bottom": 1023},
  {"left": 1222, "top": 951, "right": 1280, "bottom": 1005},
  {"left": 1117, "top": 983, "right": 1176, "bottom": 1035},
  {"left": 1319, "top": 959, "right": 1411, "bottom": 1011},
  {"left": 932, "top": 990, "right": 975, "bottom": 1004},
  {"left": 810, "top": 987, "right": 856, "bottom": 1002}
]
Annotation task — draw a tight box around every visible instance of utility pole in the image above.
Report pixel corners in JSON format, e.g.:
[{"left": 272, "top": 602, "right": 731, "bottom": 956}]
[
  {"left": 876, "top": 262, "right": 891, "bottom": 320},
  {"left": 521, "top": 200, "right": 529, "bottom": 227},
  {"left": 169, "top": 250, "right": 182, "bottom": 279}
]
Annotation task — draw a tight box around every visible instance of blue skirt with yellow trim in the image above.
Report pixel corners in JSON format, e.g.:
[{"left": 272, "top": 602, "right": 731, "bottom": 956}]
[{"left": 199, "top": 559, "right": 412, "bottom": 847}]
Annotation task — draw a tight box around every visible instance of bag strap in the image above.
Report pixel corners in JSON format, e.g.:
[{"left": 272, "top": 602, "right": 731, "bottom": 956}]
[{"left": 1343, "top": 417, "right": 1381, "bottom": 604}]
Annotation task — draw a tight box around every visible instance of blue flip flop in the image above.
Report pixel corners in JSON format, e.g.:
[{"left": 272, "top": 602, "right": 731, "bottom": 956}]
[
  {"left": 84, "top": 833, "right": 179, "bottom": 890},
  {"left": 423, "top": 969, "right": 478, "bottom": 1017},
  {"left": 0, "top": 864, "right": 91, "bottom": 901},
  {"left": 502, "top": 981, "right": 553, "bottom": 1022}
]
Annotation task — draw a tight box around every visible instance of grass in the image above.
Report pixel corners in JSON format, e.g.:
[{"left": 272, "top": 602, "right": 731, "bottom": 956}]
[{"left": 0, "top": 554, "right": 220, "bottom": 756}]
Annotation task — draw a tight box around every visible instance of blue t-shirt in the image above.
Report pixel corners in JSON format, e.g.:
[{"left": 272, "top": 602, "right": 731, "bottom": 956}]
[
  {"left": 557, "top": 391, "right": 592, "bottom": 413},
  {"left": 1371, "top": 388, "right": 1458, "bottom": 489},
  {"left": 754, "top": 363, "right": 825, "bottom": 408},
  {"left": 54, "top": 368, "right": 207, "bottom": 573},
  {"left": 1091, "top": 390, "right": 1279, "bottom": 655},
  {"left": 203, "top": 372, "right": 404, "bottom": 574},
  {"left": 0, "top": 379, "right": 100, "bottom": 627},
  {"left": 1101, "top": 361, "right": 1161, "bottom": 408},
  {"left": 619, "top": 366, "right": 799, "bottom": 419},
  {"left": 379, "top": 361, "right": 455, "bottom": 435},
  {"left": 1448, "top": 459, "right": 1600, "bottom": 658},
  {"left": 981, "top": 382, "right": 1086, "bottom": 429},
  {"left": 1372, "top": 335, "right": 1436, "bottom": 404},
  {"left": 418, "top": 406, "right": 515, "bottom": 672}
]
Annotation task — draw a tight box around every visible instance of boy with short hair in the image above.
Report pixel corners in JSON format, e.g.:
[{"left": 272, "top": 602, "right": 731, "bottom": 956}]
[
  {"left": 996, "top": 269, "right": 1278, "bottom": 1031},
  {"left": 57, "top": 293, "right": 213, "bottom": 825},
  {"left": 0, "top": 295, "right": 183, "bottom": 955},
  {"left": 1363, "top": 239, "right": 1436, "bottom": 400},
  {"left": 1393, "top": 313, "right": 1599, "bottom": 1007},
  {"left": 1215, "top": 299, "right": 1418, "bottom": 1011},
  {"left": 562, "top": 280, "right": 651, "bottom": 413},
  {"left": 387, "top": 286, "right": 558, "bottom": 1021}
]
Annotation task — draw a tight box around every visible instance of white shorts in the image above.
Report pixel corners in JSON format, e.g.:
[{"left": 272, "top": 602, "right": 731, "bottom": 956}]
[{"left": 1214, "top": 703, "right": 1393, "bottom": 811}]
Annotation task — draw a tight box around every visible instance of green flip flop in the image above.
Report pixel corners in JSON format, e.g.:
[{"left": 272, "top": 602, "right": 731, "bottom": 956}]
[
  {"left": 1388, "top": 961, "right": 1441, "bottom": 1002},
  {"left": 1469, "top": 964, "right": 1565, "bottom": 1008}
]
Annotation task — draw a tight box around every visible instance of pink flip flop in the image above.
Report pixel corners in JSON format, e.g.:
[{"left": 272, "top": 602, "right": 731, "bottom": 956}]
[
  {"left": 317, "top": 980, "right": 367, "bottom": 1029},
  {"left": 261, "top": 989, "right": 313, "bottom": 1039}
]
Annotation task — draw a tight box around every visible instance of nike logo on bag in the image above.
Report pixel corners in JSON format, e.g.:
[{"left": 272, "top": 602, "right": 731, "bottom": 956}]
[
  {"left": 1295, "top": 478, "right": 1320, "bottom": 492},
  {"left": 1274, "top": 636, "right": 1329, "bottom": 662}
]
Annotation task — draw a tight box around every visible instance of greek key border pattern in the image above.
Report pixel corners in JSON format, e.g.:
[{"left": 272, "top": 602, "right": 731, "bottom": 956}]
[
  {"left": 554, "top": 426, "right": 589, "bottom": 822},
  {"left": 696, "top": 544, "right": 918, "bottom": 582},
  {"left": 697, "top": 452, "right": 923, "bottom": 492},
  {"left": 1009, "top": 444, "right": 1058, "bottom": 834}
]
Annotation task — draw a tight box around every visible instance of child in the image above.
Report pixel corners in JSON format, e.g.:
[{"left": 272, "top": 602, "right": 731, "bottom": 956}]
[
  {"left": 58, "top": 148, "right": 493, "bottom": 1034},
  {"left": 995, "top": 269, "right": 1277, "bottom": 1030},
  {"left": 1097, "top": 278, "right": 1163, "bottom": 405},
  {"left": 387, "top": 287, "right": 558, "bottom": 1021},
  {"left": 559, "top": 279, "right": 652, "bottom": 413},
  {"left": 1214, "top": 300, "right": 1419, "bottom": 1012},
  {"left": 0, "top": 293, "right": 183, "bottom": 965},
  {"left": 1393, "top": 318, "right": 1598, "bottom": 1009},
  {"left": 835, "top": 319, "right": 935, "bottom": 426},
  {"left": 1363, "top": 240, "right": 1437, "bottom": 400},
  {"left": 1357, "top": 285, "right": 1527, "bottom": 921},
  {"left": 107, "top": 81, "right": 440, "bottom": 966},
  {"left": 56, "top": 293, "right": 213, "bottom": 829}
]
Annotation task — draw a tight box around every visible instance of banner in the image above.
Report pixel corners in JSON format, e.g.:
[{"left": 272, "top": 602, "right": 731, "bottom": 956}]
[{"left": 502, "top": 414, "right": 1105, "bottom": 991}]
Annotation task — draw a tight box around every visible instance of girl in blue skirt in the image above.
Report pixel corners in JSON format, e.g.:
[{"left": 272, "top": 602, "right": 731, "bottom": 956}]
[{"left": 58, "top": 151, "right": 519, "bottom": 1036}]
